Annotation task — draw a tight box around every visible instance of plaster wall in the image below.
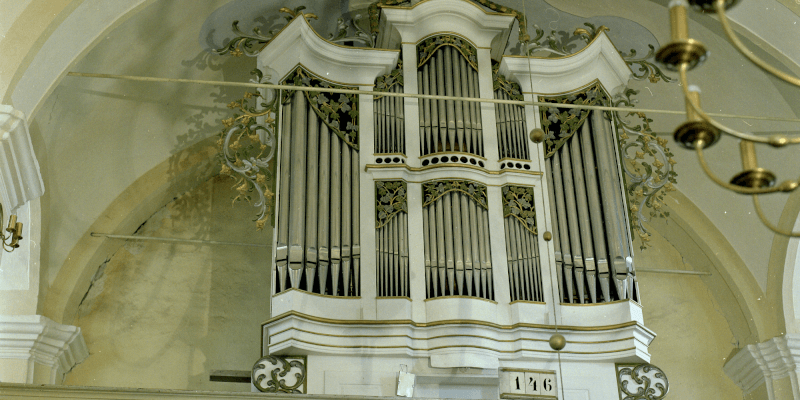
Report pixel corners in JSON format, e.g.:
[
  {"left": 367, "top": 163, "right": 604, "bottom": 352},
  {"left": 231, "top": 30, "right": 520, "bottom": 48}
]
[
  {"left": 62, "top": 175, "right": 271, "bottom": 392},
  {"left": 637, "top": 224, "right": 743, "bottom": 399}
]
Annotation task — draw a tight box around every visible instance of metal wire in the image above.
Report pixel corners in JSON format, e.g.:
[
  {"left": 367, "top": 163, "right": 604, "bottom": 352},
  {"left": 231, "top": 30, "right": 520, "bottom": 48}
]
[{"left": 67, "top": 71, "right": 800, "bottom": 123}]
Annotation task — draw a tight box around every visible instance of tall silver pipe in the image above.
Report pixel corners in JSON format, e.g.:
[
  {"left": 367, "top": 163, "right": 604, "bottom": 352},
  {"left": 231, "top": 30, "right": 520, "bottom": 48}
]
[
  {"left": 590, "top": 111, "right": 630, "bottom": 299},
  {"left": 452, "top": 193, "right": 465, "bottom": 295},
  {"left": 377, "top": 224, "right": 383, "bottom": 296},
  {"left": 305, "top": 112, "right": 320, "bottom": 291},
  {"left": 528, "top": 228, "right": 544, "bottom": 301},
  {"left": 443, "top": 193, "right": 456, "bottom": 295},
  {"left": 377, "top": 92, "right": 383, "bottom": 152},
  {"left": 471, "top": 69, "right": 484, "bottom": 156},
  {"left": 341, "top": 147, "right": 352, "bottom": 295},
  {"left": 451, "top": 48, "right": 465, "bottom": 152},
  {"left": 460, "top": 193, "right": 474, "bottom": 297},
  {"left": 506, "top": 218, "right": 520, "bottom": 301},
  {"left": 459, "top": 56, "right": 474, "bottom": 154},
  {"left": 560, "top": 140, "right": 585, "bottom": 303},
  {"left": 545, "top": 160, "right": 564, "bottom": 301},
  {"left": 420, "top": 65, "right": 431, "bottom": 155},
  {"left": 381, "top": 221, "right": 388, "bottom": 296},
  {"left": 480, "top": 207, "right": 492, "bottom": 298},
  {"left": 552, "top": 150, "right": 574, "bottom": 303},
  {"left": 277, "top": 100, "right": 293, "bottom": 293},
  {"left": 435, "top": 53, "right": 447, "bottom": 153},
  {"left": 503, "top": 96, "right": 517, "bottom": 159},
  {"left": 570, "top": 127, "right": 597, "bottom": 303},
  {"left": 330, "top": 133, "right": 342, "bottom": 296},
  {"left": 428, "top": 204, "right": 439, "bottom": 297},
  {"left": 579, "top": 121, "right": 610, "bottom": 302},
  {"left": 389, "top": 215, "right": 397, "bottom": 295},
  {"left": 423, "top": 198, "right": 432, "bottom": 298},
  {"left": 318, "top": 123, "right": 331, "bottom": 295},
  {"left": 396, "top": 84, "right": 406, "bottom": 153},
  {"left": 516, "top": 220, "right": 533, "bottom": 300},
  {"left": 469, "top": 200, "right": 482, "bottom": 298},
  {"left": 435, "top": 198, "right": 447, "bottom": 296},
  {"left": 442, "top": 48, "right": 457, "bottom": 152},
  {"left": 495, "top": 91, "right": 508, "bottom": 159},
  {"left": 288, "top": 92, "right": 308, "bottom": 289},
  {"left": 351, "top": 153, "right": 360, "bottom": 296},
  {"left": 513, "top": 101, "right": 528, "bottom": 159},
  {"left": 401, "top": 212, "right": 409, "bottom": 296}
]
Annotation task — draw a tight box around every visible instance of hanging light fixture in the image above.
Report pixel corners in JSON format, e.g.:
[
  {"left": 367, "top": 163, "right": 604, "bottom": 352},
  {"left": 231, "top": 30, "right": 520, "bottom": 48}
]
[
  {"left": 655, "top": 0, "right": 800, "bottom": 236},
  {"left": 0, "top": 204, "right": 23, "bottom": 252}
]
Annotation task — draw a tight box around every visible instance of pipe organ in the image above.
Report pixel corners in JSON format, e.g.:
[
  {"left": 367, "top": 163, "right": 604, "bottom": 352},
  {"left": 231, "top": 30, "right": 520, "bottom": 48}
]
[{"left": 259, "top": 2, "right": 654, "bottom": 397}]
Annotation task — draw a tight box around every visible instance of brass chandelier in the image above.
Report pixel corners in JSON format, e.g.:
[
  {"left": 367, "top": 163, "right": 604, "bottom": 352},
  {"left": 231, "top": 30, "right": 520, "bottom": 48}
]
[{"left": 655, "top": 0, "right": 800, "bottom": 236}]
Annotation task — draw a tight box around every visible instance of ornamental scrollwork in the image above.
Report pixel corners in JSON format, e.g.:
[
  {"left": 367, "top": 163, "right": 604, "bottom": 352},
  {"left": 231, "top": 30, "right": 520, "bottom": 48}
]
[
  {"left": 422, "top": 180, "right": 487, "bottom": 209},
  {"left": 502, "top": 186, "right": 537, "bottom": 234},
  {"left": 417, "top": 35, "right": 478, "bottom": 71},
  {"left": 218, "top": 68, "right": 277, "bottom": 230},
  {"left": 616, "top": 363, "right": 669, "bottom": 400},
  {"left": 374, "top": 59, "right": 404, "bottom": 100},
  {"left": 329, "top": 14, "right": 375, "bottom": 48},
  {"left": 282, "top": 67, "right": 360, "bottom": 150},
  {"left": 523, "top": 22, "right": 673, "bottom": 84},
  {"left": 252, "top": 355, "right": 307, "bottom": 393},
  {"left": 376, "top": 180, "right": 407, "bottom": 229},
  {"left": 492, "top": 62, "right": 523, "bottom": 101},
  {"left": 620, "top": 45, "right": 675, "bottom": 83},
  {"left": 539, "top": 82, "right": 609, "bottom": 158},
  {"left": 215, "top": 7, "right": 318, "bottom": 57},
  {"left": 610, "top": 89, "right": 677, "bottom": 250}
]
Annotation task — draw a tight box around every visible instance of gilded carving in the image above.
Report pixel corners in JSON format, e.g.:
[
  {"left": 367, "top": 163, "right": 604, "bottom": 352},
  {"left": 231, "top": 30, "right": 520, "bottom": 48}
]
[
  {"left": 502, "top": 185, "right": 537, "bottom": 234},
  {"left": 374, "top": 59, "right": 404, "bottom": 100},
  {"left": 417, "top": 35, "right": 478, "bottom": 71},
  {"left": 253, "top": 355, "right": 307, "bottom": 393},
  {"left": 616, "top": 363, "right": 669, "bottom": 400},
  {"left": 422, "top": 180, "right": 488, "bottom": 209},
  {"left": 539, "top": 82, "right": 609, "bottom": 158},
  {"left": 218, "top": 68, "right": 277, "bottom": 229},
  {"left": 282, "top": 66, "right": 360, "bottom": 150},
  {"left": 376, "top": 180, "right": 408, "bottom": 229}
]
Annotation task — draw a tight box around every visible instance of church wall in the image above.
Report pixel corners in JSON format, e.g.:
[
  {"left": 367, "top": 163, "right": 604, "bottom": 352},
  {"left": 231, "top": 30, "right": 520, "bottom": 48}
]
[
  {"left": 62, "top": 175, "right": 271, "bottom": 392},
  {"left": 637, "top": 225, "right": 743, "bottom": 399}
]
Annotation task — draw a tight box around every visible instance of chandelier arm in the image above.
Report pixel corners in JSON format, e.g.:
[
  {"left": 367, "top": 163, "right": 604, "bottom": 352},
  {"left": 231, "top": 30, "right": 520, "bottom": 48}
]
[
  {"left": 679, "top": 65, "right": 800, "bottom": 146},
  {"left": 715, "top": 0, "right": 800, "bottom": 88},
  {"left": 752, "top": 195, "right": 800, "bottom": 237},
  {"left": 694, "top": 141, "right": 788, "bottom": 194}
]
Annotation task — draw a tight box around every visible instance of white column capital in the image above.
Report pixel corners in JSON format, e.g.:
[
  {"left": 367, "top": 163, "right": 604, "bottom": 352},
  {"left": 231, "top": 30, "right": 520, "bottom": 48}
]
[
  {"left": 0, "top": 105, "right": 45, "bottom": 213},
  {"left": 0, "top": 315, "right": 88, "bottom": 384},
  {"left": 724, "top": 334, "right": 800, "bottom": 398}
]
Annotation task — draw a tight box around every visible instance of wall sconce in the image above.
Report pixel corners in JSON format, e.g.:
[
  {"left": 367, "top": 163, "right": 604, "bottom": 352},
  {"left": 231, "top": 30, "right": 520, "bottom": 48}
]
[
  {"left": 656, "top": 0, "right": 800, "bottom": 236},
  {"left": 0, "top": 204, "right": 23, "bottom": 252}
]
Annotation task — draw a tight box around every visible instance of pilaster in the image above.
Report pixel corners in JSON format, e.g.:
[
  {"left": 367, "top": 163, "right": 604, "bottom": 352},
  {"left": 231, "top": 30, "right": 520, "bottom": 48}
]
[
  {"left": 0, "top": 315, "right": 88, "bottom": 384},
  {"left": 724, "top": 334, "right": 800, "bottom": 399}
]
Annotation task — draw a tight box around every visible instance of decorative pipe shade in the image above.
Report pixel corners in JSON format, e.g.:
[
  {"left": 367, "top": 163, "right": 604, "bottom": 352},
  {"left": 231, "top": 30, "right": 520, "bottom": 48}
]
[{"left": 0, "top": 105, "right": 44, "bottom": 212}]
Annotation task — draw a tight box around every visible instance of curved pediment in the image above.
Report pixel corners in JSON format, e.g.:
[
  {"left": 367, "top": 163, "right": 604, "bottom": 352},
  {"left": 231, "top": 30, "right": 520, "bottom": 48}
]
[
  {"left": 258, "top": 15, "right": 400, "bottom": 87},
  {"left": 498, "top": 32, "right": 632, "bottom": 96},
  {"left": 379, "top": 0, "right": 516, "bottom": 57}
]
